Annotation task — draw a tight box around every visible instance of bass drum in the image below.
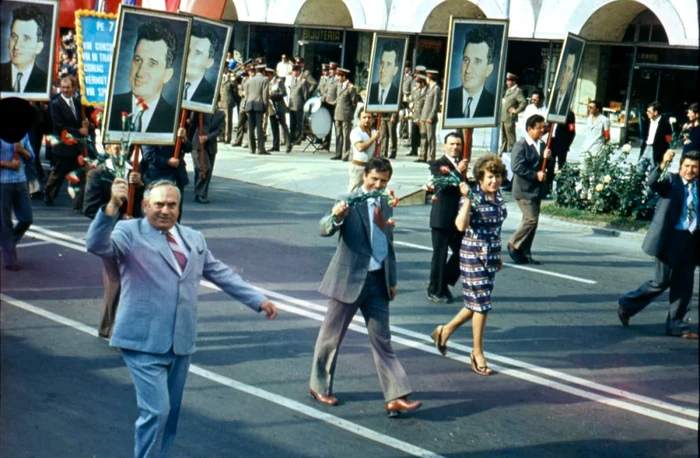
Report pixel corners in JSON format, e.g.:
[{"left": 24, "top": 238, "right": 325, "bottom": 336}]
[
  {"left": 303, "top": 96, "right": 323, "bottom": 114},
  {"left": 307, "top": 106, "right": 332, "bottom": 138}
]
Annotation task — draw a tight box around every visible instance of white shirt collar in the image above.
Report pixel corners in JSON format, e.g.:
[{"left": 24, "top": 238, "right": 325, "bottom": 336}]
[
  {"left": 184, "top": 76, "right": 204, "bottom": 101},
  {"left": 445, "top": 154, "right": 459, "bottom": 168},
  {"left": 463, "top": 86, "right": 483, "bottom": 118},
  {"left": 525, "top": 134, "right": 543, "bottom": 151},
  {"left": 12, "top": 63, "right": 34, "bottom": 92}
]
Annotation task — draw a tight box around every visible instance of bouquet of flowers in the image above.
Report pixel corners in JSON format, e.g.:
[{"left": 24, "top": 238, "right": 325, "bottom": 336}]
[
  {"left": 346, "top": 189, "right": 399, "bottom": 226},
  {"left": 426, "top": 165, "right": 480, "bottom": 205}
]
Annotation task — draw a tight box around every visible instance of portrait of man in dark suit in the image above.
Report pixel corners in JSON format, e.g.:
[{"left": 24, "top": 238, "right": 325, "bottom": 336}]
[
  {"left": 547, "top": 34, "right": 585, "bottom": 123},
  {"left": 0, "top": 2, "right": 55, "bottom": 98},
  {"left": 367, "top": 39, "right": 404, "bottom": 109},
  {"left": 443, "top": 20, "right": 507, "bottom": 129},
  {"left": 104, "top": 9, "right": 191, "bottom": 144}
]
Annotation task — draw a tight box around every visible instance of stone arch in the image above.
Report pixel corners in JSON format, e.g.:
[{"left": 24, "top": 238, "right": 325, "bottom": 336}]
[
  {"left": 293, "top": 0, "right": 355, "bottom": 28},
  {"left": 566, "top": 0, "right": 688, "bottom": 45}
]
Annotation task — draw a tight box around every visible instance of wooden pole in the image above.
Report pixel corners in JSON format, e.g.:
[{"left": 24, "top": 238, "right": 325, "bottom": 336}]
[
  {"left": 462, "top": 127, "right": 473, "bottom": 161},
  {"left": 126, "top": 145, "right": 141, "bottom": 217},
  {"left": 373, "top": 115, "right": 381, "bottom": 157},
  {"left": 540, "top": 124, "right": 555, "bottom": 172},
  {"left": 173, "top": 109, "right": 188, "bottom": 160},
  {"left": 199, "top": 113, "right": 207, "bottom": 179}
]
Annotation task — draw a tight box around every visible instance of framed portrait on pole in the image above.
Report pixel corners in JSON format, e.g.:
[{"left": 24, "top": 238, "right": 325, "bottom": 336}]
[
  {"left": 441, "top": 17, "right": 509, "bottom": 129},
  {"left": 546, "top": 33, "right": 586, "bottom": 124},
  {"left": 180, "top": 15, "right": 233, "bottom": 114},
  {"left": 364, "top": 34, "right": 409, "bottom": 114},
  {"left": 0, "top": 0, "right": 59, "bottom": 101},
  {"left": 102, "top": 5, "right": 192, "bottom": 145}
]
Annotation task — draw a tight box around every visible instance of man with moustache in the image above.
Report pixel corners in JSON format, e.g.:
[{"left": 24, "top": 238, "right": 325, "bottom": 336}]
[
  {"left": 1, "top": 5, "right": 49, "bottom": 93},
  {"left": 446, "top": 28, "right": 497, "bottom": 120},
  {"left": 182, "top": 24, "right": 218, "bottom": 105},
  {"left": 108, "top": 21, "right": 178, "bottom": 133}
]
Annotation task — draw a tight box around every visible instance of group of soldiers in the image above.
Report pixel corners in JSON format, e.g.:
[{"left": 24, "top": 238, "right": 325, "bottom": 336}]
[{"left": 214, "top": 56, "right": 450, "bottom": 163}]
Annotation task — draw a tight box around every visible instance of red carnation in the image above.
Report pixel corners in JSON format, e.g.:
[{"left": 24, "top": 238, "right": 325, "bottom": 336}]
[
  {"left": 431, "top": 195, "right": 438, "bottom": 202},
  {"left": 138, "top": 102, "right": 149, "bottom": 111},
  {"left": 121, "top": 111, "right": 129, "bottom": 118},
  {"left": 61, "top": 130, "right": 78, "bottom": 146},
  {"left": 77, "top": 155, "right": 85, "bottom": 166},
  {"left": 65, "top": 171, "right": 81, "bottom": 184},
  {"left": 439, "top": 165, "right": 450, "bottom": 175},
  {"left": 136, "top": 97, "right": 144, "bottom": 104}
]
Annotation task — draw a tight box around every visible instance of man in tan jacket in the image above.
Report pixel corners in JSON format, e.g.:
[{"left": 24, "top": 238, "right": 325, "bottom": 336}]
[
  {"left": 499, "top": 72, "right": 526, "bottom": 155},
  {"left": 419, "top": 70, "right": 441, "bottom": 163},
  {"left": 331, "top": 68, "right": 359, "bottom": 161},
  {"left": 243, "top": 64, "right": 270, "bottom": 154}
]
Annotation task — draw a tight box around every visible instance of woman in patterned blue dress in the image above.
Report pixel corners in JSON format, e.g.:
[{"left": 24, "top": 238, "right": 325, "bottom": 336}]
[{"left": 430, "top": 154, "right": 507, "bottom": 375}]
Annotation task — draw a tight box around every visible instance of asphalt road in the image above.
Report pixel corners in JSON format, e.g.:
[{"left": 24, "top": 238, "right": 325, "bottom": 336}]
[{"left": 1, "top": 173, "right": 698, "bottom": 458}]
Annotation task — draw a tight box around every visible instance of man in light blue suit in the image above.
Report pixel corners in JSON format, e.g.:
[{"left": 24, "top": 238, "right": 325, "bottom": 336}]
[{"left": 86, "top": 178, "right": 278, "bottom": 457}]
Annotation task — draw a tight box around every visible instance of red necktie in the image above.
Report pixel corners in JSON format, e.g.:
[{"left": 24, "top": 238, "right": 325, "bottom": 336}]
[{"left": 165, "top": 232, "right": 187, "bottom": 271}]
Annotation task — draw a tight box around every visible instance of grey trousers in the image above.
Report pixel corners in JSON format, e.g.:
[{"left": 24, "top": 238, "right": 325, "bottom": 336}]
[
  {"left": 192, "top": 148, "right": 216, "bottom": 199},
  {"left": 121, "top": 348, "right": 191, "bottom": 458},
  {"left": 335, "top": 120, "right": 353, "bottom": 160},
  {"left": 499, "top": 122, "right": 517, "bottom": 154},
  {"left": 310, "top": 271, "right": 412, "bottom": 402},
  {"left": 619, "top": 232, "right": 697, "bottom": 336},
  {"left": 379, "top": 115, "right": 397, "bottom": 157},
  {"left": 509, "top": 198, "right": 541, "bottom": 256}
]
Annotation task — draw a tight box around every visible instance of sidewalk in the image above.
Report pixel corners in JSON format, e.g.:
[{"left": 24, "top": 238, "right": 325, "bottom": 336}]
[{"left": 210, "top": 138, "right": 646, "bottom": 241}]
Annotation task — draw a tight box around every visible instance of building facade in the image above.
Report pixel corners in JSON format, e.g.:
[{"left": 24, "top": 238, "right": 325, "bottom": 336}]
[{"left": 218, "top": 0, "right": 698, "bottom": 143}]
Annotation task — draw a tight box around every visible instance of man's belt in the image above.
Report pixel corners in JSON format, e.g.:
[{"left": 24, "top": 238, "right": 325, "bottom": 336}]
[{"left": 352, "top": 160, "right": 367, "bottom": 167}]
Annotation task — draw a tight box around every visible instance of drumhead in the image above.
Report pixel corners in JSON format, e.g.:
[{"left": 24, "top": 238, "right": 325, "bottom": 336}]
[
  {"left": 310, "top": 107, "right": 332, "bottom": 137},
  {"left": 304, "top": 96, "right": 322, "bottom": 113}
]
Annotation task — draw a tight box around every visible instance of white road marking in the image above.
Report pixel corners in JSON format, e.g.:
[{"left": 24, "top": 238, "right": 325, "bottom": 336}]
[
  {"left": 16, "top": 241, "right": 51, "bottom": 248},
  {"left": 1, "top": 294, "right": 442, "bottom": 458},
  {"left": 394, "top": 241, "right": 597, "bottom": 284},
  {"left": 22, "top": 227, "right": 698, "bottom": 429}
]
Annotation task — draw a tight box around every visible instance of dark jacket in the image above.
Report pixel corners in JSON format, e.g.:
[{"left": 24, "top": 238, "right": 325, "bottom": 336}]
[
  {"left": 446, "top": 86, "right": 495, "bottom": 119},
  {"left": 429, "top": 156, "right": 464, "bottom": 229},
  {"left": 642, "top": 166, "right": 699, "bottom": 267},
  {"left": 108, "top": 92, "right": 176, "bottom": 134},
  {"left": 640, "top": 115, "right": 673, "bottom": 164},
  {"left": 141, "top": 145, "right": 189, "bottom": 189},
  {"left": 511, "top": 137, "right": 547, "bottom": 200},
  {"left": 0, "top": 61, "right": 48, "bottom": 93},
  {"left": 189, "top": 77, "right": 215, "bottom": 105},
  {"left": 368, "top": 82, "right": 400, "bottom": 107},
  {"left": 551, "top": 110, "right": 577, "bottom": 153},
  {"left": 50, "top": 95, "right": 83, "bottom": 157}
]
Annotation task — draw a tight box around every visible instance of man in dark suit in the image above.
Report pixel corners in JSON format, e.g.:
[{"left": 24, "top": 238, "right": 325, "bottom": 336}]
[
  {"left": 86, "top": 179, "right": 277, "bottom": 457},
  {"left": 107, "top": 21, "right": 178, "bottom": 134},
  {"left": 309, "top": 157, "right": 422, "bottom": 417},
  {"left": 183, "top": 23, "right": 219, "bottom": 105},
  {"left": 44, "top": 76, "right": 89, "bottom": 210},
  {"left": 550, "top": 52, "right": 576, "bottom": 118},
  {"left": 368, "top": 40, "right": 401, "bottom": 107},
  {"left": 618, "top": 150, "right": 699, "bottom": 339},
  {"left": 445, "top": 28, "right": 497, "bottom": 121},
  {"left": 546, "top": 109, "right": 577, "bottom": 192},
  {"left": 0, "top": 5, "right": 49, "bottom": 94},
  {"left": 639, "top": 101, "right": 673, "bottom": 165},
  {"left": 508, "top": 114, "right": 551, "bottom": 265},
  {"left": 427, "top": 133, "right": 468, "bottom": 303},
  {"left": 187, "top": 110, "right": 224, "bottom": 204}
]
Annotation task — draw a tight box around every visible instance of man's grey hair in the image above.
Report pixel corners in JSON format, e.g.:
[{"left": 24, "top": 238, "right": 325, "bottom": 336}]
[{"left": 143, "top": 179, "right": 181, "bottom": 202}]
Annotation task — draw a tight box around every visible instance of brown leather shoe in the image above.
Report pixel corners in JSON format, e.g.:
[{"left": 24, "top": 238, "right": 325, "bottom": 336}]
[
  {"left": 681, "top": 332, "right": 699, "bottom": 340},
  {"left": 385, "top": 397, "right": 422, "bottom": 417},
  {"left": 309, "top": 389, "right": 338, "bottom": 406},
  {"left": 617, "top": 307, "right": 630, "bottom": 327}
]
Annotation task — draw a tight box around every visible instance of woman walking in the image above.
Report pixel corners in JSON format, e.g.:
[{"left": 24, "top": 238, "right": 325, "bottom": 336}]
[{"left": 430, "top": 154, "right": 507, "bottom": 375}]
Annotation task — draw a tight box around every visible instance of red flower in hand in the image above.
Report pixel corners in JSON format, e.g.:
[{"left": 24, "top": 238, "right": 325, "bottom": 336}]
[
  {"left": 65, "top": 171, "right": 81, "bottom": 184},
  {"left": 61, "top": 129, "right": 78, "bottom": 145},
  {"left": 439, "top": 165, "right": 450, "bottom": 175},
  {"left": 90, "top": 107, "right": 103, "bottom": 126},
  {"left": 121, "top": 111, "right": 129, "bottom": 118}
]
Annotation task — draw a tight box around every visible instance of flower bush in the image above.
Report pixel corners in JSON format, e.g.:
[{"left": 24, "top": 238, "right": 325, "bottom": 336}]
[{"left": 553, "top": 142, "right": 658, "bottom": 219}]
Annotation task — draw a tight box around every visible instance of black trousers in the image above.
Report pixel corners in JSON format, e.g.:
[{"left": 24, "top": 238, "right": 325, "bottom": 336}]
[
  {"left": 619, "top": 231, "right": 698, "bottom": 336},
  {"left": 289, "top": 110, "right": 304, "bottom": 144},
  {"left": 322, "top": 103, "right": 335, "bottom": 150},
  {"left": 410, "top": 121, "right": 421, "bottom": 154},
  {"left": 234, "top": 109, "right": 248, "bottom": 145},
  {"left": 270, "top": 114, "right": 290, "bottom": 150},
  {"left": 428, "top": 228, "right": 463, "bottom": 296},
  {"left": 247, "top": 110, "right": 265, "bottom": 153},
  {"left": 45, "top": 155, "right": 84, "bottom": 210}
]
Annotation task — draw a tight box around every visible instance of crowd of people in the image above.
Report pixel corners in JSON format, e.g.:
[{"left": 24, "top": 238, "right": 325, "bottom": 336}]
[{"left": 1, "top": 44, "right": 698, "bottom": 457}]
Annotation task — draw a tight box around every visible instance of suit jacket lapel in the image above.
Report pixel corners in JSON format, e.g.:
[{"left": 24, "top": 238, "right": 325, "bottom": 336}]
[
  {"left": 176, "top": 225, "right": 197, "bottom": 277},
  {"left": 141, "top": 219, "right": 180, "bottom": 274}
]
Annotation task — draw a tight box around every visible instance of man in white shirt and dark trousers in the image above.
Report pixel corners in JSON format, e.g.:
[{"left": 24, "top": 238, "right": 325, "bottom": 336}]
[
  {"left": 508, "top": 114, "right": 551, "bottom": 265},
  {"left": 348, "top": 108, "right": 379, "bottom": 192}
]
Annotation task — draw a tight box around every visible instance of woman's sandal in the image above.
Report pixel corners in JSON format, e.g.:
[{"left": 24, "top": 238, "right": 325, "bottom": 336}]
[
  {"left": 430, "top": 326, "right": 447, "bottom": 356},
  {"left": 470, "top": 353, "right": 493, "bottom": 376}
]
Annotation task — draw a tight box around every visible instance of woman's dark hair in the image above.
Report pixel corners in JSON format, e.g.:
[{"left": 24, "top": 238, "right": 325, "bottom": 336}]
[{"left": 472, "top": 153, "right": 506, "bottom": 182}]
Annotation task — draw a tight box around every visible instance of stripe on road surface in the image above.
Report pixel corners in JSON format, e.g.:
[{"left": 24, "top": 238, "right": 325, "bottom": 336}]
[{"left": 1, "top": 294, "right": 444, "bottom": 458}]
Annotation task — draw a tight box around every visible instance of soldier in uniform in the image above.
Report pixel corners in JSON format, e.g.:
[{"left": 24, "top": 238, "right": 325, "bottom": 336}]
[
  {"left": 322, "top": 62, "right": 339, "bottom": 152},
  {"left": 331, "top": 68, "right": 359, "bottom": 161},
  {"left": 288, "top": 64, "right": 309, "bottom": 146},
  {"left": 267, "top": 68, "right": 292, "bottom": 153},
  {"left": 219, "top": 71, "right": 236, "bottom": 143},
  {"left": 317, "top": 63, "right": 329, "bottom": 100},
  {"left": 232, "top": 63, "right": 253, "bottom": 147},
  {"left": 409, "top": 74, "right": 427, "bottom": 158},
  {"left": 243, "top": 63, "right": 270, "bottom": 155},
  {"left": 499, "top": 72, "right": 527, "bottom": 155},
  {"left": 399, "top": 63, "right": 412, "bottom": 140},
  {"left": 419, "top": 70, "right": 441, "bottom": 163}
]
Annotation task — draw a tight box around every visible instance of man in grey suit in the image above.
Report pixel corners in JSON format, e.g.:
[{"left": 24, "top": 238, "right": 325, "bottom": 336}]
[
  {"left": 331, "top": 68, "right": 360, "bottom": 161},
  {"left": 419, "top": 70, "right": 441, "bottom": 162},
  {"left": 507, "top": 114, "right": 551, "bottom": 265},
  {"left": 618, "top": 150, "right": 699, "bottom": 339},
  {"left": 309, "top": 157, "right": 422, "bottom": 417},
  {"left": 243, "top": 64, "right": 270, "bottom": 154},
  {"left": 86, "top": 179, "right": 278, "bottom": 457},
  {"left": 288, "top": 64, "right": 308, "bottom": 146}
]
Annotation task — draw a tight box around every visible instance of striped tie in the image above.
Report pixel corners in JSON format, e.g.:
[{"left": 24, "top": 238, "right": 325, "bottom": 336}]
[
  {"left": 687, "top": 184, "right": 697, "bottom": 233},
  {"left": 165, "top": 232, "right": 187, "bottom": 271}
]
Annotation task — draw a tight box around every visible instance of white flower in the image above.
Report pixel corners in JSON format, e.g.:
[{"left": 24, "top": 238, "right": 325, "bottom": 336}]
[
  {"left": 603, "top": 175, "right": 612, "bottom": 184},
  {"left": 595, "top": 184, "right": 604, "bottom": 192},
  {"left": 669, "top": 117, "right": 677, "bottom": 124},
  {"left": 621, "top": 143, "right": 632, "bottom": 153}
]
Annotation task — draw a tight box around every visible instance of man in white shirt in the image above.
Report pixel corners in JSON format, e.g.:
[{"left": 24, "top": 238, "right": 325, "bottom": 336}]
[
  {"left": 580, "top": 100, "right": 610, "bottom": 166},
  {"left": 276, "top": 54, "right": 292, "bottom": 78},
  {"left": 521, "top": 89, "right": 548, "bottom": 134},
  {"left": 348, "top": 108, "right": 379, "bottom": 192}
]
